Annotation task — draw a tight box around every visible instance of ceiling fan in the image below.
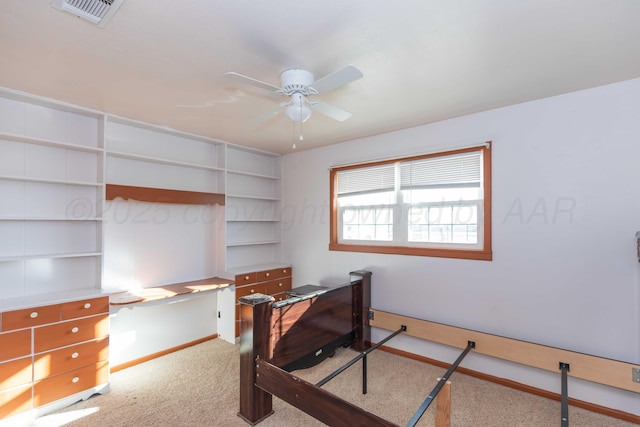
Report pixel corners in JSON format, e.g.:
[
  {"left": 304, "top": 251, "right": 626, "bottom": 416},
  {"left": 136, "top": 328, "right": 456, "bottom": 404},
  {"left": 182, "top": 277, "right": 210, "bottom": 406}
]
[{"left": 224, "top": 65, "right": 363, "bottom": 124}]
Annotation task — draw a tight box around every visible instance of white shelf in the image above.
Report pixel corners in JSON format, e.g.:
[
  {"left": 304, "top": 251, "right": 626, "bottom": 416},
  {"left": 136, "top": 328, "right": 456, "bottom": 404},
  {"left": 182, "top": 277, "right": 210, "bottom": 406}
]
[
  {"left": 226, "top": 145, "right": 280, "bottom": 176},
  {"left": 226, "top": 194, "right": 280, "bottom": 201},
  {"left": 107, "top": 150, "right": 224, "bottom": 171},
  {"left": 0, "top": 252, "right": 102, "bottom": 262},
  {"left": 226, "top": 169, "right": 279, "bottom": 180},
  {"left": 0, "top": 217, "right": 102, "bottom": 221},
  {"left": 225, "top": 240, "right": 280, "bottom": 247},
  {"left": 225, "top": 219, "right": 279, "bottom": 223},
  {"left": 0, "top": 174, "right": 102, "bottom": 187},
  {"left": 0, "top": 131, "right": 102, "bottom": 153}
]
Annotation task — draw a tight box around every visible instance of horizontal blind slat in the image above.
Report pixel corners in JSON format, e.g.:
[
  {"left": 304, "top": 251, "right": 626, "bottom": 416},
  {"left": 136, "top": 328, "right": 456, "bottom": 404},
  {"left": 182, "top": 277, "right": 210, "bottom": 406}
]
[
  {"left": 337, "top": 164, "right": 395, "bottom": 196},
  {"left": 400, "top": 151, "right": 481, "bottom": 188}
]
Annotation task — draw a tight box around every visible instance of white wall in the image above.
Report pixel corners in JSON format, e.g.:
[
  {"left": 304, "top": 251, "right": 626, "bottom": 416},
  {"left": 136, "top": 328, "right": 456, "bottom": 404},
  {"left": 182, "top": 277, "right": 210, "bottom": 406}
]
[
  {"left": 282, "top": 77, "right": 640, "bottom": 415},
  {"left": 103, "top": 199, "right": 222, "bottom": 364},
  {"left": 103, "top": 200, "right": 219, "bottom": 291},
  {"left": 109, "top": 293, "right": 218, "bottom": 367}
]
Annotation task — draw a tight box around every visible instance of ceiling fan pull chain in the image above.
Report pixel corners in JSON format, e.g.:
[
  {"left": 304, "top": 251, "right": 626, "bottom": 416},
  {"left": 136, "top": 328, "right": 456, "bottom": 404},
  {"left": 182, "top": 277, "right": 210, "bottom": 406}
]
[
  {"left": 292, "top": 120, "right": 297, "bottom": 149},
  {"left": 299, "top": 103, "right": 305, "bottom": 141}
]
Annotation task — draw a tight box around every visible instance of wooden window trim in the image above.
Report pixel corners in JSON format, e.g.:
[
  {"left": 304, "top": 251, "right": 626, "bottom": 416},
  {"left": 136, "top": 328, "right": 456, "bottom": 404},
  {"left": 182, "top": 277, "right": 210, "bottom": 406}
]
[{"left": 329, "top": 144, "right": 492, "bottom": 261}]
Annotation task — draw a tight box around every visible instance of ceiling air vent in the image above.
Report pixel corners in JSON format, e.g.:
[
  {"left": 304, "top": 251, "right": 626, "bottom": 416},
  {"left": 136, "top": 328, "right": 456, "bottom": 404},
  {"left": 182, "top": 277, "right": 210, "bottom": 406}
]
[{"left": 51, "top": 0, "right": 125, "bottom": 28}]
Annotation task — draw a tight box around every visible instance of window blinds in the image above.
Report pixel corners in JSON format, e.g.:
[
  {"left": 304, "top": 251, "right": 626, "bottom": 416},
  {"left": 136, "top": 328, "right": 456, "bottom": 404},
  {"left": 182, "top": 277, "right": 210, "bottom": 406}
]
[
  {"left": 400, "top": 151, "right": 482, "bottom": 189},
  {"left": 336, "top": 164, "right": 395, "bottom": 196},
  {"left": 336, "top": 150, "right": 482, "bottom": 196}
]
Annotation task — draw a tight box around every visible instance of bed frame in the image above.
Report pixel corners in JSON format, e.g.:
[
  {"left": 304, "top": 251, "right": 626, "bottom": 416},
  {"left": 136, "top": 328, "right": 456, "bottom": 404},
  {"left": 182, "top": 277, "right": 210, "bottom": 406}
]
[
  {"left": 238, "top": 270, "right": 376, "bottom": 425},
  {"left": 238, "top": 270, "right": 640, "bottom": 426},
  {"left": 238, "top": 270, "right": 456, "bottom": 426}
]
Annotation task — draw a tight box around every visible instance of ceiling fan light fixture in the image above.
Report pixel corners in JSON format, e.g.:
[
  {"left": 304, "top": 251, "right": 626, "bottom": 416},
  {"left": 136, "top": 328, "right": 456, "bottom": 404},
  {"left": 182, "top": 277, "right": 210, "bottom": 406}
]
[
  {"left": 285, "top": 103, "right": 311, "bottom": 123},
  {"left": 225, "top": 65, "right": 363, "bottom": 126}
]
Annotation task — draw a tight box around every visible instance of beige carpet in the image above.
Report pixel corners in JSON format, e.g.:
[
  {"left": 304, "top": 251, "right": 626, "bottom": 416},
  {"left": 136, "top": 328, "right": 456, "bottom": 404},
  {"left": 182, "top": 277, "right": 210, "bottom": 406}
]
[{"left": 32, "top": 339, "right": 637, "bottom": 427}]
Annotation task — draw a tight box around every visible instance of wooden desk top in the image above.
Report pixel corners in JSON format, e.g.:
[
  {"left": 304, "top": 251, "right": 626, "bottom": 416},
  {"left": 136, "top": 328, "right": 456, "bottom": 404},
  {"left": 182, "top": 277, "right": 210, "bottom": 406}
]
[{"left": 109, "top": 277, "right": 233, "bottom": 305}]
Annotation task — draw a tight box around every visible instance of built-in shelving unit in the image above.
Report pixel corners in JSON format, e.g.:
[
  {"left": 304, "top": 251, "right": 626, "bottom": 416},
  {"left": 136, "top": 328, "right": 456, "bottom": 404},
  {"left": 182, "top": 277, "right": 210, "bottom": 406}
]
[
  {"left": 225, "top": 146, "right": 283, "bottom": 272},
  {"left": 0, "top": 87, "right": 288, "bottom": 299},
  {"left": 0, "top": 89, "right": 104, "bottom": 301}
]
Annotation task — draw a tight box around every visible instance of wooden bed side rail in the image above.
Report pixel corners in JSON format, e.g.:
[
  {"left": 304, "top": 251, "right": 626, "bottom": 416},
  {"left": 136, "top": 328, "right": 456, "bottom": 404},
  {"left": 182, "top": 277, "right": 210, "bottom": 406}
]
[
  {"left": 370, "top": 310, "right": 640, "bottom": 394},
  {"left": 254, "top": 358, "right": 397, "bottom": 427}
]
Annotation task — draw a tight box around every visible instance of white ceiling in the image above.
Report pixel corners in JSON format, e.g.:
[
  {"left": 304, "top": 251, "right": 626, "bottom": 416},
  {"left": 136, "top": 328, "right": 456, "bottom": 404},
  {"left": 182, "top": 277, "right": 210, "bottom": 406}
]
[{"left": 1, "top": 1, "right": 640, "bottom": 155}]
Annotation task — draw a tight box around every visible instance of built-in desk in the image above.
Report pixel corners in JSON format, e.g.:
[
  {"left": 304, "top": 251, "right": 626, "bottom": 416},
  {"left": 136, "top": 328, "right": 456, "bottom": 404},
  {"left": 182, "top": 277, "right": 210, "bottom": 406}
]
[
  {"left": 109, "top": 277, "right": 233, "bottom": 306},
  {"left": 108, "top": 276, "right": 236, "bottom": 369}
]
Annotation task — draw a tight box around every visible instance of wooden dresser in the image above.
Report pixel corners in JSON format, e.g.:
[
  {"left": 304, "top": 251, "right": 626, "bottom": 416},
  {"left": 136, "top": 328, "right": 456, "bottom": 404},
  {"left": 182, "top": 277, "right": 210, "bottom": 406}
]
[
  {"left": 234, "top": 266, "right": 292, "bottom": 337},
  {"left": 0, "top": 296, "right": 110, "bottom": 420}
]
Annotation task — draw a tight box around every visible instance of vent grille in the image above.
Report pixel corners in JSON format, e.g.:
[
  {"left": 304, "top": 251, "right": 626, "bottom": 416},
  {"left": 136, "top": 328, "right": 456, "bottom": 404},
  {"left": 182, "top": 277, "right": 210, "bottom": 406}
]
[
  {"left": 65, "top": 0, "right": 114, "bottom": 21},
  {"left": 51, "top": 0, "right": 124, "bottom": 27}
]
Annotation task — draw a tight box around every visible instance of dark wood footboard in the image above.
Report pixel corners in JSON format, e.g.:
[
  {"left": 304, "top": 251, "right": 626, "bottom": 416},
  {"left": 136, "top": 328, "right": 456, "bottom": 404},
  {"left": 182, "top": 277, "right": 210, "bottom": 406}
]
[
  {"left": 238, "top": 270, "right": 371, "bottom": 424},
  {"left": 254, "top": 358, "right": 396, "bottom": 427}
]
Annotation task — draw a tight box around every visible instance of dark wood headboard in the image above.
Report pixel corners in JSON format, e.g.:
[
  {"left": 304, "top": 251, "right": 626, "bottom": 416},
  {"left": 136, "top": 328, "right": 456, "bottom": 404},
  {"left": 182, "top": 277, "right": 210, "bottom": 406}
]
[{"left": 238, "top": 270, "right": 371, "bottom": 424}]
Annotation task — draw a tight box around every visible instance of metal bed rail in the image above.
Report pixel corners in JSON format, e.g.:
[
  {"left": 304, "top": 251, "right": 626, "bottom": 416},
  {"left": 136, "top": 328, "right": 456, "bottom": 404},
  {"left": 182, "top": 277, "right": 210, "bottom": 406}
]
[
  {"left": 316, "top": 326, "right": 407, "bottom": 393},
  {"left": 405, "top": 340, "right": 476, "bottom": 427}
]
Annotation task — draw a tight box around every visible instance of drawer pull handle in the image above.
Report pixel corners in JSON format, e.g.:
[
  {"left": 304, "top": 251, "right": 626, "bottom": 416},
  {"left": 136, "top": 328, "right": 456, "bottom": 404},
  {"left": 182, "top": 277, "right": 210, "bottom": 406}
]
[
  {"left": 278, "top": 282, "right": 282, "bottom": 287},
  {"left": 283, "top": 269, "right": 288, "bottom": 274},
  {"left": 84, "top": 303, "right": 91, "bottom": 309},
  {"left": 245, "top": 275, "right": 249, "bottom": 280},
  {"left": 250, "top": 289, "right": 254, "bottom": 293},
  {"left": 72, "top": 377, "right": 80, "bottom": 383},
  {"left": 71, "top": 327, "right": 79, "bottom": 333},
  {"left": 266, "top": 272, "right": 270, "bottom": 277},
  {"left": 72, "top": 352, "right": 79, "bottom": 359},
  {"left": 30, "top": 312, "right": 38, "bottom": 319}
]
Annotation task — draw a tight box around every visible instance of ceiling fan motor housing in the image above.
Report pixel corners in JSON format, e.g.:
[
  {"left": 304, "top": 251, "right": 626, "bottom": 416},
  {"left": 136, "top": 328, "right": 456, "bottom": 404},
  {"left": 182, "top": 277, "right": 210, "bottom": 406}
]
[{"left": 280, "top": 69, "right": 315, "bottom": 96}]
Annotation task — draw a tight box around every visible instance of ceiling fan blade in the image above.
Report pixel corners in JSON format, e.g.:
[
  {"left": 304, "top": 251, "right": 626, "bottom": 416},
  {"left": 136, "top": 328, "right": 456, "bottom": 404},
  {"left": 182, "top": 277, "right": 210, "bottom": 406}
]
[
  {"left": 224, "top": 72, "right": 282, "bottom": 92},
  {"left": 311, "top": 100, "right": 352, "bottom": 122},
  {"left": 309, "top": 65, "right": 363, "bottom": 94}
]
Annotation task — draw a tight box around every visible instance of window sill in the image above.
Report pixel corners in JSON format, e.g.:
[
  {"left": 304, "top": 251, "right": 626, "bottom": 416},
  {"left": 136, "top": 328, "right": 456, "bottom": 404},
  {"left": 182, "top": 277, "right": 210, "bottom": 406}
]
[{"left": 328, "top": 242, "right": 492, "bottom": 261}]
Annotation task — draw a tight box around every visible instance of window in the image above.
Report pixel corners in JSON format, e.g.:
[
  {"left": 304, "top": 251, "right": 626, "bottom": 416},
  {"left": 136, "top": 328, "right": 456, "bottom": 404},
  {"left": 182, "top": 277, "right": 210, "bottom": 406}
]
[{"left": 329, "top": 143, "right": 492, "bottom": 260}]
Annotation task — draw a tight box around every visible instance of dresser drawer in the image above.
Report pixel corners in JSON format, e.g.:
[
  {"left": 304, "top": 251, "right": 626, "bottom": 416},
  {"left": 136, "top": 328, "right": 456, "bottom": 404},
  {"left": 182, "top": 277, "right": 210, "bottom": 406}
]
[
  {"left": 0, "top": 357, "right": 32, "bottom": 391},
  {"left": 34, "top": 314, "right": 109, "bottom": 353},
  {"left": 61, "top": 297, "right": 109, "bottom": 320},
  {"left": 34, "top": 361, "right": 109, "bottom": 407},
  {"left": 257, "top": 267, "right": 291, "bottom": 282},
  {"left": 34, "top": 337, "right": 109, "bottom": 381},
  {"left": 265, "top": 277, "right": 292, "bottom": 295},
  {"left": 235, "top": 283, "right": 266, "bottom": 303},
  {"left": 234, "top": 272, "right": 257, "bottom": 286},
  {"left": 1, "top": 304, "right": 60, "bottom": 331},
  {"left": 0, "top": 383, "right": 32, "bottom": 419},
  {"left": 0, "top": 329, "right": 31, "bottom": 362}
]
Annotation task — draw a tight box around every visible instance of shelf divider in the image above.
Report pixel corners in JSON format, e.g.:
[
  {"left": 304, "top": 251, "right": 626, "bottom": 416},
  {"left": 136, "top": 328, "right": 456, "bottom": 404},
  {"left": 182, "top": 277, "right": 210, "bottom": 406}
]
[{"left": 106, "top": 184, "right": 225, "bottom": 205}]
